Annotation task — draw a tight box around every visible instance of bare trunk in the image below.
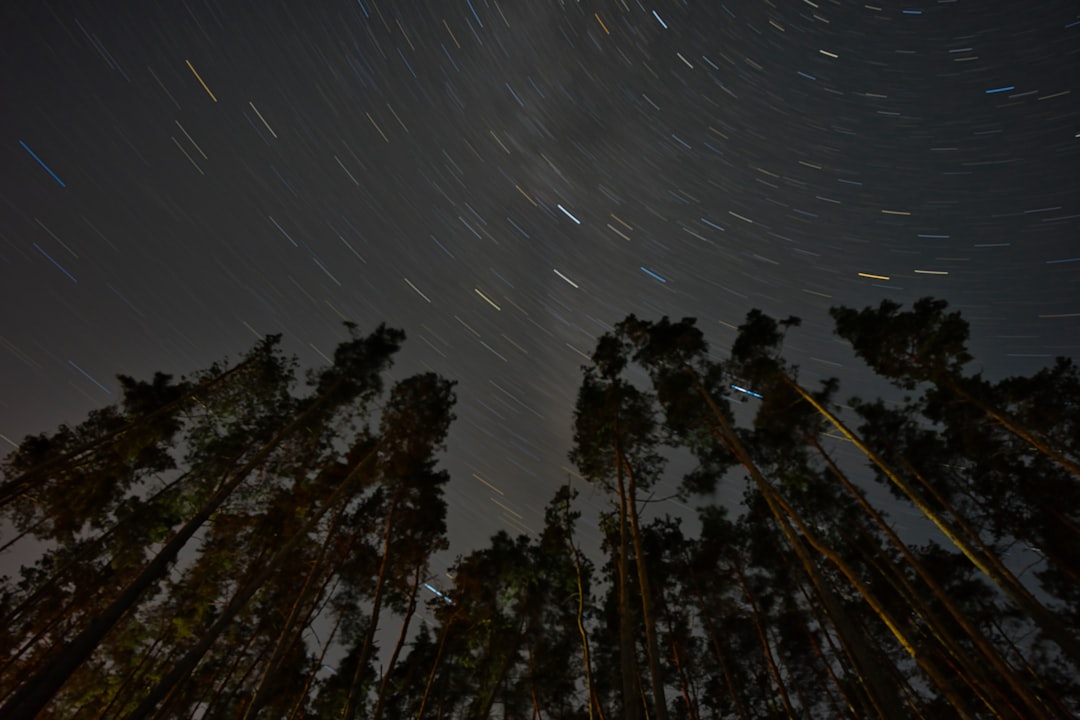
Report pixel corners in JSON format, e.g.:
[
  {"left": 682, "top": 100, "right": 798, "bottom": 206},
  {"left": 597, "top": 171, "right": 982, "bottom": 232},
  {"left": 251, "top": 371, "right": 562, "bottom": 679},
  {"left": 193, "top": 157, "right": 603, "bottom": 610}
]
[
  {"left": 0, "top": 379, "right": 351, "bottom": 720},
  {"left": 2, "top": 475, "right": 240, "bottom": 718},
  {"left": 524, "top": 640, "right": 544, "bottom": 720},
  {"left": 415, "top": 615, "right": 455, "bottom": 720},
  {"left": 341, "top": 490, "right": 402, "bottom": 719},
  {"left": 123, "top": 445, "right": 376, "bottom": 720},
  {"left": 614, "top": 466, "right": 642, "bottom": 720},
  {"left": 288, "top": 581, "right": 347, "bottom": 720},
  {"left": 791, "top": 575, "right": 874, "bottom": 720},
  {"left": 732, "top": 559, "right": 796, "bottom": 719},
  {"left": 243, "top": 496, "right": 352, "bottom": 720},
  {"left": 566, "top": 505, "right": 603, "bottom": 720},
  {"left": 1, "top": 468, "right": 205, "bottom": 693},
  {"left": 473, "top": 611, "right": 526, "bottom": 720},
  {"left": 668, "top": 631, "right": 699, "bottom": 720},
  {"left": 787, "top": 375, "right": 1080, "bottom": 666},
  {"left": 766, "top": 487, "right": 980, "bottom": 720},
  {"left": 197, "top": 622, "right": 266, "bottom": 720},
  {"left": 94, "top": 625, "right": 172, "bottom": 719},
  {"left": 946, "top": 376, "right": 1080, "bottom": 479},
  {"left": 810, "top": 434, "right": 1048, "bottom": 719},
  {"left": 688, "top": 369, "right": 909, "bottom": 720},
  {"left": 617, "top": 446, "right": 669, "bottom": 720},
  {"left": 371, "top": 563, "right": 423, "bottom": 720},
  {"left": 686, "top": 580, "right": 748, "bottom": 720}
]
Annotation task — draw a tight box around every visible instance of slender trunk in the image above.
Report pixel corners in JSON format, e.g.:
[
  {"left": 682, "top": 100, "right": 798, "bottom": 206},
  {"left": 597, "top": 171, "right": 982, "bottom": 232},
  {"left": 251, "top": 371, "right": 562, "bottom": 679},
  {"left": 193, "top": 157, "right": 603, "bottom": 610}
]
[
  {"left": 687, "top": 369, "right": 908, "bottom": 720},
  {"left": 0, "top": 381, "right": 350, "bottom": 720},
  {"left": 525, "top": 639, "right": 544, "bottom": 720},
  {"left": 613, "top": 466, "right": 642, "bottom": 720},
  {"left": 989, "top": 617, "right": 1078, "bottom": 720},
  {"left": 906, "top": 449, "right": 1080, "bottom": 665},
  {"left": 341, "top": 489, "right": 402, "bottom": 719},
  {"left": 94, "top": 627, "right": 171, "bottom": 719},
  {"left": 766, "top": 488, "right": 980, "bottom": 720},
  {"left": 1, "top": 596, "right": 82, "bottom": 701},
  {"left": 617, "top": 444, "right": 669, "bottom": 720},
  {"left": 415, "top": 615, "right": 455, "bottom": 720},
  {"left": 0, "top": 515, "right": 48, "bottom": 554},
  {"left": 798, "top": 603, "right": 857, "bottom": 719},
  {"left": 684, "top": 574, "right": 748, "bottom": 720},
  {"left": 846, "top": 521, "right": 994, "bottom": 719},
  {"left": 288, "top": 578, "right": 347, "bottom": 720},
  {"left": 243, "top": 495, "right": 352, "bottom": 720},
  {"left": 2, "top": 476, "right": 234, "bottom": 718},
  {"left": 732, "top": 559, "right": 796, "bottom": 719},
  {"left": 791, "top": 573, "right": 872, "bottom": 720},
  {"left": 810, "top": 434, "right": 1047, "bottom": 719},
  {"left": 566, "top": 507, "right": 603, "bottom": 720},
  {"left": 786, "top": 375, "right": 1080, "bottom": 666},
  {"left": 123, "top": 445, "right": 376, "bottom": 720},
  {"left": 945, "top": 376, "right": 1080, "bottom": 478},
  {"left": 196, "top": 622, "right": 266, "bottom": 720},
  {"left": 668, "top": 632, "right": 699, "bottom": 720},
  {"left": 371, "top": 563, "right": 424, "bottom": 720},
  {"left": 3, "top": 468, "right": 200, "bottom": 638},
  {"left": 473, "top": 611, "right": 526, "bottom": 719}
]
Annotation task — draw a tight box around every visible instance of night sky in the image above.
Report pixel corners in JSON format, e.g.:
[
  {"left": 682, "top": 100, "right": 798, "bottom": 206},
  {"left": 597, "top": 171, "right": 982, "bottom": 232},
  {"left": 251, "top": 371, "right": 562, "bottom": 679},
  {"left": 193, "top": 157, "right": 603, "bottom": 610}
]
[{"left": 3, "top": 1, "right": 1079, "bottom": 572}]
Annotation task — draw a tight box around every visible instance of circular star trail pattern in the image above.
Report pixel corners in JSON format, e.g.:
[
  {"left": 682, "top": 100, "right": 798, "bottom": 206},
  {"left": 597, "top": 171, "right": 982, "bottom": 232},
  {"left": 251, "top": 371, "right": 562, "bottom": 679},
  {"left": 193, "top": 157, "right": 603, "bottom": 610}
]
[{"left": 2, "top": 1, "right": 1079, "bottom": 559}]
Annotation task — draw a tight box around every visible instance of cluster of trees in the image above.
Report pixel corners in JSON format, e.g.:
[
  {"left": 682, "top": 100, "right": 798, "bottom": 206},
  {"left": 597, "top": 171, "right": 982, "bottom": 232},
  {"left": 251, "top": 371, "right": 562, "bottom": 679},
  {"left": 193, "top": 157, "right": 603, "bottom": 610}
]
[{"left": 0, "top": 298, "right": 1077, "bottom": 718}]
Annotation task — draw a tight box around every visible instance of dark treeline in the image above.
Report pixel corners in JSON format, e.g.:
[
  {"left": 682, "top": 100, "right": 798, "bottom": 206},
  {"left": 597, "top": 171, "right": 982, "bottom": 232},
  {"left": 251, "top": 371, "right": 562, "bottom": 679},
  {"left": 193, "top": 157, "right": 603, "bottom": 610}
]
[{"left": 1, "top": 299, "right": 1078, "bottom": 719}]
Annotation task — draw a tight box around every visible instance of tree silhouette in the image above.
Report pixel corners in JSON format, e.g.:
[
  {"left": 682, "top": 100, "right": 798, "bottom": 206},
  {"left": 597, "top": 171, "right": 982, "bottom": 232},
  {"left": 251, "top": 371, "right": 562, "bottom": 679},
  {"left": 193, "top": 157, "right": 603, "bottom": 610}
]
[
  {"left": 571, "top": 356, "right": 669, "bottom": 720},
  {"left": 2, "top": 300, "right": 1078, "bottom": 718}
]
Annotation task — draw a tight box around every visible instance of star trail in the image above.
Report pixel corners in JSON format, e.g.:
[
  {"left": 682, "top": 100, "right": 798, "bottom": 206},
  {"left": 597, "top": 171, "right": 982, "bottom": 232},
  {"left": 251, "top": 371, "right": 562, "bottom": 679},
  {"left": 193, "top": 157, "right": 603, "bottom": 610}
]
[{"left": 2, "top": 1, "right": 1078, "bottom": 561}]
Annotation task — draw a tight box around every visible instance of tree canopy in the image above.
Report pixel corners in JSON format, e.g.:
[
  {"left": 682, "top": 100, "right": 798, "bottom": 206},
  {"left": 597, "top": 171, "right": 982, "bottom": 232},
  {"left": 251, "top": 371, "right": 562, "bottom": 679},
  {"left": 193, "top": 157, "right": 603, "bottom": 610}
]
[{"left": 1, "top": 299, "right": 1078, "bottom": 719}]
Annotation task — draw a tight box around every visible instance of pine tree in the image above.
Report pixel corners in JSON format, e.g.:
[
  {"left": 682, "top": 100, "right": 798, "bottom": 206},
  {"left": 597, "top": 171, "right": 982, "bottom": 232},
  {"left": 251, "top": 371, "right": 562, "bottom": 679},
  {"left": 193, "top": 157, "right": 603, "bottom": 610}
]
[{"left": 4, "top": 301, "right": 1078, "bottom": 718}]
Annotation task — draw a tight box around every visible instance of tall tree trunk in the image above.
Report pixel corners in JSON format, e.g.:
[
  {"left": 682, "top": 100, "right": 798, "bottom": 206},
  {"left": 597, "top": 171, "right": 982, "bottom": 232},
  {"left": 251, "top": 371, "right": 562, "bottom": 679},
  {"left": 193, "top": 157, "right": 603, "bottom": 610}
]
[
  {"left": 944, "top": 376, "right": 1080, "bottom": 479},
  {"left": 524, "top": 639, "right": 544, "bottom": 720},
  {"left": 243, "top": 495, "right": 352, "bottom": 720},
  {"left": 2, "top": 595, "right": 82, "bottom": 699},
  {"left": 809, "top": 434, "right": 1050, "bottom": 719},
  {"left": 731, "top": 559, "right": 796, "bottom": 719},
  {"left": 844, "top": 521, "right": 996, "bottom": 719},
  {"left": 415, "top": 615, "right": 455, "bottom": 720},
  {"left": 122, "top": 444, "right": 376, "bottom": 720},
  {"left": 93, "top": 625, "right": 172, "bottom": 719},
  {"left": 0, "top": 374, "right": 359, "bottom": 720},
  {"left": 687, "top": 369, "right": 909, "bottom": 720},
  {"left": 566, "top": 505, "right": 604, "bottom": 720},
  {"left": 197, "top": 620, "right": 266, "bottom": 720},
  {"left": 371, "top": 563, "right": 424, "bottom": 720},
  {"left": 617, "top": 442, "right": 669, "bottom": 720},
  {"left": 613, "top": 468, "right": 642, "bottom": 720},
  {"left": 786, "top": 375, "right": 1080, "bottom": 666},
  {"left": 2, "top": 474, "right": 238, "bottom": 718},
  {"left": 796, "top": 598, "right": 858, "bottom": 719},
  {"left": 0, "top": 516, "right": 48, "bottom": 554},
  {"left": 288, "top": 582, "right": 347, "bottom": 720},
  {"left": 684, "top": 568, "right": 749, "bottom": 720},
  {"left": 472, "top": 611, "right": 526, "bottom": 720},
  {"left": 668, "top": 636, "right": 699, "bottom": 720},
  {"left": 2, "top": 467, "right": 201, "bottom": 654},
  {"left": 341, "top": 490, "right": 402, "bottom": 719},
  {"left": 766, "top": 487, "right": 981, "bottom": 720},
  {"left": 790, "top": 574, "right": 873, "bottom": 720}
]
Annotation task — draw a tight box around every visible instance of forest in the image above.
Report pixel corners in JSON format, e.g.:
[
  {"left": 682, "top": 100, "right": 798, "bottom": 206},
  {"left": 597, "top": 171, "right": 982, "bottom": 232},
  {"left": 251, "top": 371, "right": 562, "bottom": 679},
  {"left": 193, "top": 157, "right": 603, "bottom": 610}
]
[{"left": 1, "top": 298, "right": 1078, "bottom": 719}]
